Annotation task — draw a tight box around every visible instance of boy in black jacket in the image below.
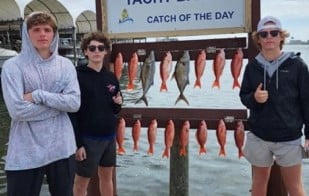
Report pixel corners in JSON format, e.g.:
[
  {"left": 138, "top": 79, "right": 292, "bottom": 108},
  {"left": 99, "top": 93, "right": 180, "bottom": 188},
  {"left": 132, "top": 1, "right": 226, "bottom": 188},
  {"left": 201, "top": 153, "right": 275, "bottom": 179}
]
[
  {"left": 70, "top": 32, "right": 122, "bottom": 196},
  {"left": 240, "top": 16, "right": 309, "bottom": 196}
]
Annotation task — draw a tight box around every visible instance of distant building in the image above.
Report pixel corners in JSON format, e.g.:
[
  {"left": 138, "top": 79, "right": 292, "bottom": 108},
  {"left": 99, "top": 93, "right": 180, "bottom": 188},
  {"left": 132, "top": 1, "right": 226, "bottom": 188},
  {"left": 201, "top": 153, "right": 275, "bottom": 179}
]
[{"left": 288, "top": 39, "right": 309, "bottom": 45}]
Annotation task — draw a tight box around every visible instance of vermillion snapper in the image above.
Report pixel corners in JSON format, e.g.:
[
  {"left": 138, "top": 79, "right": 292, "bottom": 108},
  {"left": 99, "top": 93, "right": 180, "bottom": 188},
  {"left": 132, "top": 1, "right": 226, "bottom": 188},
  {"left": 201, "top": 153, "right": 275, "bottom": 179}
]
[
  {"left": 230, "top": 48, "right": 243, "bottom": 89},
  {"left": 212, "top": 48, "right": 226, "bottom": 89},
  {"left": 234, "top": 120, "right": 245, "bottom": 159},
  {"left": 135, "top": 50, "right": 156, "bottom": 106},
  {"left": 173, "top": 50, "right": 190, "bottom": 105}
]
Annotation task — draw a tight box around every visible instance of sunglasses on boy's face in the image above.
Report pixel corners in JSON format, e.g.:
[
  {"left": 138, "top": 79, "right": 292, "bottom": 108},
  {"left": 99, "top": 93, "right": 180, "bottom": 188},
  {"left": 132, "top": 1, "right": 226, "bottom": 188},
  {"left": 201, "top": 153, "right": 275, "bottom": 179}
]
[
  {"left": 87, "top": 45, "right": 106, "bottom": 52},
  {"left": 258, "top": 30, "right": 280, "bottom": 38}
]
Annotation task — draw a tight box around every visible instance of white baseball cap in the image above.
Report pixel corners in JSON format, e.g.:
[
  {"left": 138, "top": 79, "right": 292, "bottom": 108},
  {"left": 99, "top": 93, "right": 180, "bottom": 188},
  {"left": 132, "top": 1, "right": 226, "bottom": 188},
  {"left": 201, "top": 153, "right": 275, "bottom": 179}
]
[{"left": 257, "top": 16, "right": 282, "bottom": 32}]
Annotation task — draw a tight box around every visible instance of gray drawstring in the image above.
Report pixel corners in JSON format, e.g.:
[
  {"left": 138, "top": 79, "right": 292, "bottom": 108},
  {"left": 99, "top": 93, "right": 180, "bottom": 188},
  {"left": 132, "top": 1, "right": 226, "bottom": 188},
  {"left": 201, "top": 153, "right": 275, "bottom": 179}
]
[
  {"left": 263, "top": 64, "right": 267, "bottom": 90},
  {"left": 276, "top": 60, "right": 279, "bottom": 90}
]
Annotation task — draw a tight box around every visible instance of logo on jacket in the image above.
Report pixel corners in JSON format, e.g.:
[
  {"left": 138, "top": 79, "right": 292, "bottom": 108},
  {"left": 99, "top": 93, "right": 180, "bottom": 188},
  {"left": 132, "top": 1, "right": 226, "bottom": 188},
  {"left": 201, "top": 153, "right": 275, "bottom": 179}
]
[{"left": 107, "top": 84, "right": 116, "bottom": 93}]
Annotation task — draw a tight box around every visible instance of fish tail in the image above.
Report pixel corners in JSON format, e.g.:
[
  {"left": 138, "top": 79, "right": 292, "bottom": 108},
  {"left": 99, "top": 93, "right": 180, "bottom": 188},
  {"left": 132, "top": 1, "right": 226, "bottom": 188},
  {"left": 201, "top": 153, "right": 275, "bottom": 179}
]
[
  {"left": 126, "top": 82, "right": 134, "bottom": 91},
  {"left": 238, "top": 149, "right": 244, "bottom": 159},
  {"left": 232, "top": 79, "right": 240, "bottom": 89},
  {"left": 175, "top": 93, "right": 189, "bottom": 105},
  {"left": 179, "top": 147, "right": 186, "bottom": 156},
  {"left": 133, "top": 143, "right": 139, "bottom": 152},
  {"left": 219, "top": 147, "right": 226, "bottom": 157},
  {"left": 212, "top": 79, "right": 220, "bottom": 89},
  {"left": 162, "top": 148, "right": 170, "bottom": 158},
  {"left": 199, "top": 147, "right": 207, "bottom": 155},
  {"left": 160, "top": 82, "right": 168, "bottom": 92},
  {"left": 117, "top": 147, "right": 126, "bottom": 155},
  {"left": 135, "top": 95, "right": 148, "bottom": 106},
  {"left": 147, "top": 146, "right": 154, "bottom": 156},
  {"left": 194, "top": 79, "right": 202, "bottom": 88}
]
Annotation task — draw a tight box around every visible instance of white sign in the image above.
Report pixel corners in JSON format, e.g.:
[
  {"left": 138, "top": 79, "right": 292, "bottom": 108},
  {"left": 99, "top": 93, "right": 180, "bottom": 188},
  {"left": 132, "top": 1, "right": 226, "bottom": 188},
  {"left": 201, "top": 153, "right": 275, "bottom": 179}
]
[{"left": 103, "top": 0, "right": 251, "bottom": 38}]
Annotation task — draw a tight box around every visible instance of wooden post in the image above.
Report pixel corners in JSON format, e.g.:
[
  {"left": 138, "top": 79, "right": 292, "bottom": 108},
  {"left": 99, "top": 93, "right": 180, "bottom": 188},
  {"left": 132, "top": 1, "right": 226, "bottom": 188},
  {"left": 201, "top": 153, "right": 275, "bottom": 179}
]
[
  {"left": 267, "top": 163, "right": 287, "bottom": 196},
  {"left": 170, "top": 122, "right": 189, "bottom": 196}
]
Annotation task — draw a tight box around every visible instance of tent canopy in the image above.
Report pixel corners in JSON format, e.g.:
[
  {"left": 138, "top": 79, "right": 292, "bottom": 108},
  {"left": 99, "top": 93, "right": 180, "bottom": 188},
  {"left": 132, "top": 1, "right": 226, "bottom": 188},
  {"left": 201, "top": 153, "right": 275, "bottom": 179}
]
[{"left": 0, "top": 0, "right": 96, "bottom": 33}]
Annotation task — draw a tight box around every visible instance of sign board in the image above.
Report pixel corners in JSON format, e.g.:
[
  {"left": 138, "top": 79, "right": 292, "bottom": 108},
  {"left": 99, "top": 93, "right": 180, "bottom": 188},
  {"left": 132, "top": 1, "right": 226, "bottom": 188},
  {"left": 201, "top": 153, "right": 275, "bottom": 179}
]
[{"left": 102, "top": 0, "right": 252, "bottom": 39}]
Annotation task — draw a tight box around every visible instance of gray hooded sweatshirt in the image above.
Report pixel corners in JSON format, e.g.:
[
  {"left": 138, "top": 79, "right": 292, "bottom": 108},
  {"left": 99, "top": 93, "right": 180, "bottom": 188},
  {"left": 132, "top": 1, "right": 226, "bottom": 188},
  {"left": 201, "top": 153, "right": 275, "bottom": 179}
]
[{"left": 1, "top": 21, "right": 80, "bottom": 170}]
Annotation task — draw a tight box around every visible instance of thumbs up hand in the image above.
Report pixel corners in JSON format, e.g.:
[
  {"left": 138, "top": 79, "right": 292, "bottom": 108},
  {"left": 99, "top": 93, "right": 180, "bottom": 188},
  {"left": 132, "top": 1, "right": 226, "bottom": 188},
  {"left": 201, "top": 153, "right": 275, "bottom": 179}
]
[
  {"left": 254, "top": 83, "right": 268, "bottom": 103},
  {"left": 112, "top": 91, "right": 123, "bottom": 105}
]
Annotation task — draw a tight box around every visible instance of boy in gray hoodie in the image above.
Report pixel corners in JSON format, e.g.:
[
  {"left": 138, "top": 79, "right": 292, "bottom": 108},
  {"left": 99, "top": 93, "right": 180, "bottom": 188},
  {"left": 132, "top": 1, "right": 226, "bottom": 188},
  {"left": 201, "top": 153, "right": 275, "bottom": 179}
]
[{"left": 1, "top": 11, "right": 80, "bottom": 196}]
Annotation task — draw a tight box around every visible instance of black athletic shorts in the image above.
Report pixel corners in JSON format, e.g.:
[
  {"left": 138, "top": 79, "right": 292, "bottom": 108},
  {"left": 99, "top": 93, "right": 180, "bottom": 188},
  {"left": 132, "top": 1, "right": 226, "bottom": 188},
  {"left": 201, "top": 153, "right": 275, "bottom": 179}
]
[{"left": 76, "top": 137, "right": 116, "bottom": 177}]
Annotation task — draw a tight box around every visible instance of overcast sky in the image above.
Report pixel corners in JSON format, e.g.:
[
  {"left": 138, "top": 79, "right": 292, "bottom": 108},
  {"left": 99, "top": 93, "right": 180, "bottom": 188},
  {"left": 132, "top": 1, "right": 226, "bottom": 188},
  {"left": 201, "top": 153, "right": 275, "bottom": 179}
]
[{"left": 261, "top": 0, "right": 309, "bottom": 41}]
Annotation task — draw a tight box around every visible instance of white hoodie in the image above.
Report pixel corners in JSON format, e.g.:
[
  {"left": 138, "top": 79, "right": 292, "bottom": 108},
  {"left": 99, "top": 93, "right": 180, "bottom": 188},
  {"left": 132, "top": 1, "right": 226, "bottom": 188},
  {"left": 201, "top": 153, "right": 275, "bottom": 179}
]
[{"left": 1, "top": 21, "right": 80, "bottom": 170}]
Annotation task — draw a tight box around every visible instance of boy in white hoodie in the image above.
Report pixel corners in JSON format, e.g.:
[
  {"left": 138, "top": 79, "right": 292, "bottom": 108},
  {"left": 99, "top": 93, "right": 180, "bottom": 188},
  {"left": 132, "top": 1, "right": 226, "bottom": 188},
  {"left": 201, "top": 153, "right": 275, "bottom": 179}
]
[{"left": 1, "top": 11, "right": 80, "bottom": 196}]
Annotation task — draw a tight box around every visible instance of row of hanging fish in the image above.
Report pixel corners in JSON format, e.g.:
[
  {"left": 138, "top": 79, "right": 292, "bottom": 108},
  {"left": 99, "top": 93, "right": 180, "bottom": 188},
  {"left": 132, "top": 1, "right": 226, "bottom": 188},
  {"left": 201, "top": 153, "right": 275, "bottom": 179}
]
[
  {"left": 116, "top": 117, "right": 245, "bottom": 159},
  {"left": 113, "top": 48, "right": 244, "bottom": 106}
]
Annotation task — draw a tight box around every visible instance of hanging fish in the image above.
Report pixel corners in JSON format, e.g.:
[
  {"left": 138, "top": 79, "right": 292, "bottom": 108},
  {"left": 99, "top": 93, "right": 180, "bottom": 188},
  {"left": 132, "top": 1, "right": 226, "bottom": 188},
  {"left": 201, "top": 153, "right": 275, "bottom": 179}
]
[
  {"left": 114, "top": 52, "right": 124, "bottom": 81},
  {"left": 196, "top": 120, "right": 208, "bottom": 155},
  {"left": 162, "top": 120, "right": 175, "bottom": 158},
  {"left": 116, "top": 117, "right": 126, "bottom": 155},
  {"left": 212, "top": 48, "right": 226, "bottom": 89},
  {"left": 126, "top": 52, "right": 139, "bottom": 91},
  {"left": 231, "top": 48, "right": 244, "bottom": 89},
  {"left": 216, "top": 119, "right": 227, "bottom": 157},
  {"left": 160, "top": 51, "right": 173, "bottom": 92},
  {"left": 173, "top": 50, "right": 190, "bottom": 105},
  {"left": 194, "top": 50, "right": 206, "bottom": 88},
  {"left": 234, "top": 120, "right": 245, "bottom": 159},
  {"left": 132, "top": 119, "right": 141, "bottom": 152},
  {"left": 135, "top": 50, "right": 155, "bottom": 106},
  {"left": 147, "top": 119, "right": 158, "bottom": 156},
  {"left": 179, "top": 120, "right": 190, "bottom": 156}
]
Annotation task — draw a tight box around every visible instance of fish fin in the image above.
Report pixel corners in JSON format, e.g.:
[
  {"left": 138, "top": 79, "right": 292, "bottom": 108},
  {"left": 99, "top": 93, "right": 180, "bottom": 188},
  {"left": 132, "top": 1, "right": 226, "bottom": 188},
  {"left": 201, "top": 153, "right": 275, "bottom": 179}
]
[
  {"left": 212, "top": 79, "right": 220, "bottom": 89},
  {"left": 175, "top": 93, "right": 189, "bottom": 105},
  {"left": 238, "top": 150, "right": 244, "bottom": 159},
  {"left": 147, "top": 146, "right": 154, "bottom": 156},
  {"left": 162, "top": 148, "right": 170, "bottom": 158},
  {"left": 126, "top": 83, "right": 134, "bottom": 91},
  {"left": 199, "top": 147, "right": 207, "bottom": 155},
  {"left": 194, "top": 79, "right": 201, "bottom": 88},
  {"left": 135, "top": 95, "right": 148, "bottom": 106},
  {"left": 117, "top": 147, "right": 126, "bottom": 155},
  {"left": 133, "top": 143, "right": 139, "bottom": 152},
  {"left": 218, "top": 148, "right": 226, "bottom": 157},
  {"left": 160, "top": 83, "right": 168, "bottom": 92},
  {"left": 179, "top": 147, "right": 186, "bottom": 156},
  {"left": 232, "top": 79, "right": 240, "bottom": 89}
]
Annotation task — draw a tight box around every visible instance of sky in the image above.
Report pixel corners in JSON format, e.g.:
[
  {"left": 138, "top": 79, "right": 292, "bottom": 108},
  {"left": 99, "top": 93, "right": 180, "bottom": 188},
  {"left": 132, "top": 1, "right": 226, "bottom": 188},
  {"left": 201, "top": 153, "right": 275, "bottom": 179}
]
[
  {"left": 15, "top": 0, "right": 309, "bottom": 41},
  {"left": 261, "top": 0, "right": 309, "bottom": 41}
]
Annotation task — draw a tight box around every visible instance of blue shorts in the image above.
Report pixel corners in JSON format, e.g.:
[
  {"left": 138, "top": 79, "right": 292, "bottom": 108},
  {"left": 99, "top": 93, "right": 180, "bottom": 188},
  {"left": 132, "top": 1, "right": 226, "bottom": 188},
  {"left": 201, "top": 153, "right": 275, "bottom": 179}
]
[
  {"left": 76, "top": 137, "right": 116, "bottom": 178},
  {"left": 244, "top": 132, "right": 302, "bottom": 167}
]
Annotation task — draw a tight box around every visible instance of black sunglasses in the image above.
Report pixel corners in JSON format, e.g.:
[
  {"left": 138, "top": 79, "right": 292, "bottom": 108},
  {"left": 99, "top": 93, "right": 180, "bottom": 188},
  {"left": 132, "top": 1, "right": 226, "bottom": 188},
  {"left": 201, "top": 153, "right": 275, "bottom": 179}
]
[
  {"left": 87, "top": 45, "right": 106, "bottom": 52},
  {"left": 258, "top": 30, "right": 280, "bottom": 38}
]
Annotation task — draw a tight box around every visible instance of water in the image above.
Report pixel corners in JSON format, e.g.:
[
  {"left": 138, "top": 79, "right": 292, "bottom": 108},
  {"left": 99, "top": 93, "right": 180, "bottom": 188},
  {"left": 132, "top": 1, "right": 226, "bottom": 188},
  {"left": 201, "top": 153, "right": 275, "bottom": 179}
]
[{"left": 0, "top": 44, "right": 309, "bottom": 196}]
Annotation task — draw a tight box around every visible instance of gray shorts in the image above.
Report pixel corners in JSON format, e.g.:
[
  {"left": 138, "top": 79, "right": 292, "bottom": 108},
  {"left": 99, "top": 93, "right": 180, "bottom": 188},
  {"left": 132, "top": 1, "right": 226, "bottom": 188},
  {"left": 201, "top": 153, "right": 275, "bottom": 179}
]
[
  {"left": 244, "top": 132, "right": 302, "bottom": 167},
  {"left": 76, "top": 137, "right": 116, "bottom": 178}
]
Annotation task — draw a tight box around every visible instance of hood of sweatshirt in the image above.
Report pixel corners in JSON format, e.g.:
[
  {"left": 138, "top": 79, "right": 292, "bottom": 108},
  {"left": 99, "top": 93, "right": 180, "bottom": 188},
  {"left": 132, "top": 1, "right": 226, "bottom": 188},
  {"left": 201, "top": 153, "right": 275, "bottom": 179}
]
[
  {"left": 255, "top": 51, "right": 294, "bottom": 89},
  {"left": 19, "top": 20, "right": 59, "bottom": 63}
]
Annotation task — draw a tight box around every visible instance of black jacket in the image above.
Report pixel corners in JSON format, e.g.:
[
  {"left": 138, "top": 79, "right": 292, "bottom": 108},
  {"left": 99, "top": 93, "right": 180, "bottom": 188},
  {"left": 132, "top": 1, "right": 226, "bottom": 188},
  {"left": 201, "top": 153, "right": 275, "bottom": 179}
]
[
  {"left": 239, "top": 53, "right": 309, "bottom": 142},
  {"left": 70, "top": 65, "right": 122, "bottom": 148}
]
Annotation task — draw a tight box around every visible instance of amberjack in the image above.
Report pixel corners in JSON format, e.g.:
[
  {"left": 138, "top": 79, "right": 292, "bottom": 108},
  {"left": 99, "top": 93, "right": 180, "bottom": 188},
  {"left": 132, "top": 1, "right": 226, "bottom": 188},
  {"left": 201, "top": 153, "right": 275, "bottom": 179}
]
[
  {"left": 173, "top": 50, "right": 190, "bottom": 105},
  {"left": 135, "top": 50, "right": 156, "bottom": 106}
]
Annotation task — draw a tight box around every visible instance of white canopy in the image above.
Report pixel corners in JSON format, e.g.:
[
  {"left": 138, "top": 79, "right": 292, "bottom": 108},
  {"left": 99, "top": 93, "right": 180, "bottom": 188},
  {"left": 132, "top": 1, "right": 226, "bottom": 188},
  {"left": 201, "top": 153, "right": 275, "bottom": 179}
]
[{"left": 0, "top": 0, "right": 97, "bottom": 33}]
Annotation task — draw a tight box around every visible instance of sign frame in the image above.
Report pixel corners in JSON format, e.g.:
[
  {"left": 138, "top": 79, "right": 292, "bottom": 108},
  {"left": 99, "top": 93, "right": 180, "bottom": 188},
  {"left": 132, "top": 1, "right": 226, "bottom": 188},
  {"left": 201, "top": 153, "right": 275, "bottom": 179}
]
[{"left": 102, "top": 0, "right": 252, "bottom": 39}]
